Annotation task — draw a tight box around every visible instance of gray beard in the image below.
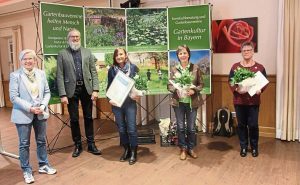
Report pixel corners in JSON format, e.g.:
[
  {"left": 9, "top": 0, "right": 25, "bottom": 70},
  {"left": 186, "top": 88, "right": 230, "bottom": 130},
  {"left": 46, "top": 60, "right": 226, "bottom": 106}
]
[{"left": 69, "top": 41, "right": 81, "bottom": 51}]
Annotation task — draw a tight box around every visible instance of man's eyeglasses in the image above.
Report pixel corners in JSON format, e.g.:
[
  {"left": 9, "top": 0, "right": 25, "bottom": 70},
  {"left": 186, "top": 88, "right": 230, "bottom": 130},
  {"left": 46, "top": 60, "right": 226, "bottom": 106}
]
[{"left": 70, "top": 35, "right": 80, "bottom": 38}]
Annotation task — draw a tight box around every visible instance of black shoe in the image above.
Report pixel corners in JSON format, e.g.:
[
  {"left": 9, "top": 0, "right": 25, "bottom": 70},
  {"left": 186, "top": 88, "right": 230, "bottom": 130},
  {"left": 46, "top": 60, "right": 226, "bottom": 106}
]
[
  {"left": 87, "top": 142, "right": 102, "bottom": 155},
  {"left": 251, "top": 149, "right": 258, "bottom": 157},
  {"left": 120, "top": 144, "right": 131, "bottom": 162},
  {"left": 240, "top": 148, "right": 247, "bottom": 157},
  {"left": 72, "top": 144, "right": 83, "bottom": 158},
  {"left": 129, "top": 146, "right": 137, "bottom": 165}
]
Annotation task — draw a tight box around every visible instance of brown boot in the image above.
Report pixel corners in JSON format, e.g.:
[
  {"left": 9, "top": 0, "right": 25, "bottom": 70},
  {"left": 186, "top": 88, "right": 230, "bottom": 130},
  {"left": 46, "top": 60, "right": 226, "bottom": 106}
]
[
  {"left": 180, "top": 149, "right": 187, "bottom": 160},
  {"left": 187, "top": 149, "right": 198, "bottom": 159}
]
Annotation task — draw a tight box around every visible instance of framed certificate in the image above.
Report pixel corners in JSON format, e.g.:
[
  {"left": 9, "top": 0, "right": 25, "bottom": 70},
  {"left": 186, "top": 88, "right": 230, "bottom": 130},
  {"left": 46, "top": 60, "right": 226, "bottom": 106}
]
[{"left": 106, "top": 71, "right": 135, "bottom": 107}]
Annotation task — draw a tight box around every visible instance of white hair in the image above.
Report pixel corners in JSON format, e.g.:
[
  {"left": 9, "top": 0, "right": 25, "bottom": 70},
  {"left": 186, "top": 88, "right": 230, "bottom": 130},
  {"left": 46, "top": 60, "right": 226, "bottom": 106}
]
[{"left": 19, "top": 49, "right": 37, "bottom": 61}]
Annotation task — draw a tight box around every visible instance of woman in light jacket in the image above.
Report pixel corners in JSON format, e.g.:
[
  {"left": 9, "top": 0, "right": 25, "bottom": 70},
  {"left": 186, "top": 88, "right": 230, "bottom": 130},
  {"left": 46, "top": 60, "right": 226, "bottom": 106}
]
[{"left": 9, "top": 49, "right": 56, "bottom": 184}]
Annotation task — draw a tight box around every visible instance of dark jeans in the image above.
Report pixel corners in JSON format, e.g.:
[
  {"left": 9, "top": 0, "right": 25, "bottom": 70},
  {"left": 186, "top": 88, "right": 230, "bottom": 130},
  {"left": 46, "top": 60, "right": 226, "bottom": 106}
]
[
  {"left": 67, "top": 85, "right": 94, "bottom": 144},
  {"left": 112, "top": 98, "right": 138, "bottom": 147},
  {"left": 235, "top": 105, "right": 259, "bottom": 150},
  {"left": 173, "top": 102, "right": 197, "bottom": 150}
]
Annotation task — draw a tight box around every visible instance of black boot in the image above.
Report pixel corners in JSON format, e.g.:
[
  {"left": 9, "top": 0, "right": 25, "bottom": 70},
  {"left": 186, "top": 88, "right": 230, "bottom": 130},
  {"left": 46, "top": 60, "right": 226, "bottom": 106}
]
[
  {"left": 87, "top": 142, "right": 102, "bottom": 155},
  {"left": 129, "top": 146, "right": 137, "bottom": 165},
  {"left": 120, "top": 144, "right": 131, "bottom": 162},
  {"left": 72, "top": 143, "right": 83, "bottom": 158}
]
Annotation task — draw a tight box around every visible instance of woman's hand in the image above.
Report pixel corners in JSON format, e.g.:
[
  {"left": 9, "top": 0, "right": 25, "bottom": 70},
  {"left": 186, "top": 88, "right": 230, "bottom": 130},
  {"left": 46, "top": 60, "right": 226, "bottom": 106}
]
[
  {"left": 131, "top": 95, "right": 141, "bottom": 101},
  {"left": 30, "top": 107, "right": 44, "bottom": 114},
  {"left": 109, "top": 100, "right": 118, "bottom": 106},
  {"left": 187, "top": 89, "right": 195, "bottom": 96},
  {"left": 236, "top": 86, "right": 248, "bottom": 94}
]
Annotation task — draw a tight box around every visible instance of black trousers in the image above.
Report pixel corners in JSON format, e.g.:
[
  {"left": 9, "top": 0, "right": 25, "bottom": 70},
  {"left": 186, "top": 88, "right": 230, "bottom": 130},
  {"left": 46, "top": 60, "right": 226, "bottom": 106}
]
[
  {"left": 67, "top": 85, "right": 94, "bottom": 145},
  {"left": 234, "top": 105, "right": 259, "bottom": 150}
]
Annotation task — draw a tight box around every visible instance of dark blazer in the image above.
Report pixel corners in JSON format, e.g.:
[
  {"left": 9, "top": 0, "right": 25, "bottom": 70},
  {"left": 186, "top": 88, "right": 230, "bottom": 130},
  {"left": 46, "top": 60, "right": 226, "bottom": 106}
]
[{"left": 56, "top": 47, "right": 99, "bottom": 98}]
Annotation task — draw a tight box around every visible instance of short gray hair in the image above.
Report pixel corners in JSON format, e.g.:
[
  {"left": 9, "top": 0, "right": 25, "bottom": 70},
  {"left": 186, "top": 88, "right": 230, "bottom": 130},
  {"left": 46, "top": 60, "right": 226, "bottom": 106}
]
[
  {"left": 19, "top": 49, "right": 37, "bottom": 61},
  {"left": 67, "top": 28, "right": 81, "bottom": 40}
]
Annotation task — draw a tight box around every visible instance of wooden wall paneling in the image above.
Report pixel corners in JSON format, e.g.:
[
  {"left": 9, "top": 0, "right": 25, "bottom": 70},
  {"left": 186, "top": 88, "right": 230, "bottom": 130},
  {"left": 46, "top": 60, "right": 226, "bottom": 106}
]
[
  {"left": 206, "top": 75, "right": 276, "bottom": 137},
  {"left": 2, "top": 81, "right": 12, "bottom": 108}
]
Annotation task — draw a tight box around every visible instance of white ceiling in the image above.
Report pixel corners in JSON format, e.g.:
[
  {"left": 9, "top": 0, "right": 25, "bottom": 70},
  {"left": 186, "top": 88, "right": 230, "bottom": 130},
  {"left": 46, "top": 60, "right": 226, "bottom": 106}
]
[{"left": 0, "top": 0, "right": 72, "bottom": 17}]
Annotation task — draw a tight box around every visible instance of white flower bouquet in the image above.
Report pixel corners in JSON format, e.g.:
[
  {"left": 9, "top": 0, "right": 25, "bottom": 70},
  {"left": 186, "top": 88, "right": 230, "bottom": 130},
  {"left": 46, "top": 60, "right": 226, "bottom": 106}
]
[
  {"left": 129, "top": 74, "right": 148, "bottom": 98},
  {"left": 230, "top": 67, "right": 255, "bottom": 92},
  {"left": 169, "top": 70, "right": 195, "bottom": 98}
]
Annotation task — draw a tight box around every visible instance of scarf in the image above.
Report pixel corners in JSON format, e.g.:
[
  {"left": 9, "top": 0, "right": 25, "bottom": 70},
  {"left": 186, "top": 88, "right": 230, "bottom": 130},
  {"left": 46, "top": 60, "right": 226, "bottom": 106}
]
[
  {"left": 23, "top": 68, "right": 39, "bottom": 98},
  {"left": 114, "top": 62, "right": 131, "bottom": 76}
]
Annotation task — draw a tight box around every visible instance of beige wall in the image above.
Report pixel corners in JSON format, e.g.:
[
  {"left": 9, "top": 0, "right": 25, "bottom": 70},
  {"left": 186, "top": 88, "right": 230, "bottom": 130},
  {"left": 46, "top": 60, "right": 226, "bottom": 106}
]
[{"left": 209, "top": 0, "right": 278, "bottom": 75}]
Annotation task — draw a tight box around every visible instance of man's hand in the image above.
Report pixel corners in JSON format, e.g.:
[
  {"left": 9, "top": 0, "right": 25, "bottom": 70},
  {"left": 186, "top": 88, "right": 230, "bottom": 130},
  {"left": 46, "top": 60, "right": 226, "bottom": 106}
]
[
  {"left": 60, "top": 97, "right": 69, "bottom": 104},
  {"left": 91, "top": 91, "right": 98, "bottom": 101}
]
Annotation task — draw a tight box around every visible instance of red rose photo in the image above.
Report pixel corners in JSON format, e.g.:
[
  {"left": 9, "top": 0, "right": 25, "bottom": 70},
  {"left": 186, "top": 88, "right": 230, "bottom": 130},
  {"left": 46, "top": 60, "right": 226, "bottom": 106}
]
[{"left": 212, "top": 17, "right": 258, "bottom": 53}]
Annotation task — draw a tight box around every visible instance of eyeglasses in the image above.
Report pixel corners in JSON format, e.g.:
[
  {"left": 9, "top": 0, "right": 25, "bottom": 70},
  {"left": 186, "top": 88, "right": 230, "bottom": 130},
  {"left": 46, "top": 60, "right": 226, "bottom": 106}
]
[
  {"left": 70, "top": 35, "right": 80, "bottom": 38},
  {"left": 242, "top": 49, "right": 253, "bottom": 52}
]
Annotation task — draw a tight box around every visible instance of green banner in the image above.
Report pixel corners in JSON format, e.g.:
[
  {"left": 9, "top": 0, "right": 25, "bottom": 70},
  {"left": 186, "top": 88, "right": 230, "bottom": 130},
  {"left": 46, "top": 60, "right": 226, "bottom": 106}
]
[
  {"left": 41, "top": 3, "right": 84, "bottom": 54},
  {"left": 168, "top": 5, "right": 210, "bottom": 50}
]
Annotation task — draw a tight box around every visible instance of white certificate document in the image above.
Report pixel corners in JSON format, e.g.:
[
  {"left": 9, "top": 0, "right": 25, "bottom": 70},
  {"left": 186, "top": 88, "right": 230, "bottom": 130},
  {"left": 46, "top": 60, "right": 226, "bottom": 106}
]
[
  {"left": 248, "top": 71, "right": 269, "bottom": 97},
  {"left": 106, "top": 71, "right": 135, "bottom": 107}
]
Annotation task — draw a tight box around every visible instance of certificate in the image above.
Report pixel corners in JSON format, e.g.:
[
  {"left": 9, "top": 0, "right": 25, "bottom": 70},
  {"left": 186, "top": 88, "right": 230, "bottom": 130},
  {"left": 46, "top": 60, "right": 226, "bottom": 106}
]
[
  {"left": 106, "top": 71, "right": 135, "bottom": 107},
  {"left": 248, "top": 71, "right": 269, "bottom": 97}
]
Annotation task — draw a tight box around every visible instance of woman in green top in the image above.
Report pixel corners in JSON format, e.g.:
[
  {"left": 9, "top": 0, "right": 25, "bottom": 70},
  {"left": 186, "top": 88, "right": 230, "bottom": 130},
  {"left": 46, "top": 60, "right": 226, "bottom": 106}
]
[{"left": 168, "top": 45, "right": 204, "bottom": 160}]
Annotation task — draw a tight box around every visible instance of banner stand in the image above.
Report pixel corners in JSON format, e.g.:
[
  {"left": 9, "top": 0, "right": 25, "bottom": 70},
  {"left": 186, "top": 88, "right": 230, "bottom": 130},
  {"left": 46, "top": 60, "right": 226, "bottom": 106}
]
[
  {"left": 136, "top": 94, "right": 169, "bottom": 125},
  {"left": 46, "top": 107, "right": 75, "bottom": 154},
  {"left": 0, "top": 131, "right": 19, "bottom": 159}
]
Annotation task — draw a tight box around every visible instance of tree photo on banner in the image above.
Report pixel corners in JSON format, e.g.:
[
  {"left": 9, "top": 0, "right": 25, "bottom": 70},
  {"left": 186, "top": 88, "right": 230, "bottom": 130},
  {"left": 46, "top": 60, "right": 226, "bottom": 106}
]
[
  {"left": 128, "top": 52, "right": 169, "bottom": 95},
  {"left": 212, "top": 17, "right": 258, "bottom": 53},
  {"left": 169, "top": 50, "right": 211, "bottom": 94}
]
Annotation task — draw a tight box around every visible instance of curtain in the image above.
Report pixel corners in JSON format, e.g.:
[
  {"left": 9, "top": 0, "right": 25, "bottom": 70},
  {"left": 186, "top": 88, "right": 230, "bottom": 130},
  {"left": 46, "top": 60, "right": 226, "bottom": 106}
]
[
  {"left": 276, "top": 0, "right": 300, "bottom": 141},
  {"left": 0, "top": 69, "right": 4, "bottom": 107},
  {"left": 12, "top": 25, "right": 22, "bottom": 70}
]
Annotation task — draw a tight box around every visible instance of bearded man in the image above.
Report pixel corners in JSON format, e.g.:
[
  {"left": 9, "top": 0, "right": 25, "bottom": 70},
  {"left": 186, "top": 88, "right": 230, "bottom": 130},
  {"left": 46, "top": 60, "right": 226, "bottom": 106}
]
[{"left": 56, "top": 28, "right": 101, "bottom": 157}]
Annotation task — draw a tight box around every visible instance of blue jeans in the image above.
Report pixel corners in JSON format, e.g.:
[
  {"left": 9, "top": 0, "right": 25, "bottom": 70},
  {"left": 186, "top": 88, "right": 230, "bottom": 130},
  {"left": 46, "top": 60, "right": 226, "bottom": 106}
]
[
  {"left": 112, "top": 99, "right": 138, "bottom": 147},
  {"left": 173, "top": 103, "right": 197, "bottom": 150},
  {"left": 15, "top": 116, "right": 49, "bottom": 173}
]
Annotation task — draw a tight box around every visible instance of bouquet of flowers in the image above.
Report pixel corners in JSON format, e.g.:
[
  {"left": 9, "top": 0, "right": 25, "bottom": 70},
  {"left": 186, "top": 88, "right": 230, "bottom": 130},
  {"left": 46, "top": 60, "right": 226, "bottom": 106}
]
[
  {"left": 169, "top": 70, "right": 195, "bottom": 98},
  {"left": 129, "top": 74, "right": 148, "bottom": 98},
  {"left": 230, "top": 67, "right": 255, "bottom": 91}
]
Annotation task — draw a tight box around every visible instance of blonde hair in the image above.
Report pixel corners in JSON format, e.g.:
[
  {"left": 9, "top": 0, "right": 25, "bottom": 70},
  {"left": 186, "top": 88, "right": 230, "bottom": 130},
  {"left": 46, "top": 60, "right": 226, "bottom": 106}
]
[{"left": 19, "top": 49, "right": 37, "bottom": 61}]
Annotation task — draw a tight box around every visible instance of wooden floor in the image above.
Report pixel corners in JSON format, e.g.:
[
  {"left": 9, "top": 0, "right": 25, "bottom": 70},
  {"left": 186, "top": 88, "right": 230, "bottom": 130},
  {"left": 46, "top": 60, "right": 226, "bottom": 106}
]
[{"left": 0, "top": 107, "right": 300, "bottom": 185}]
